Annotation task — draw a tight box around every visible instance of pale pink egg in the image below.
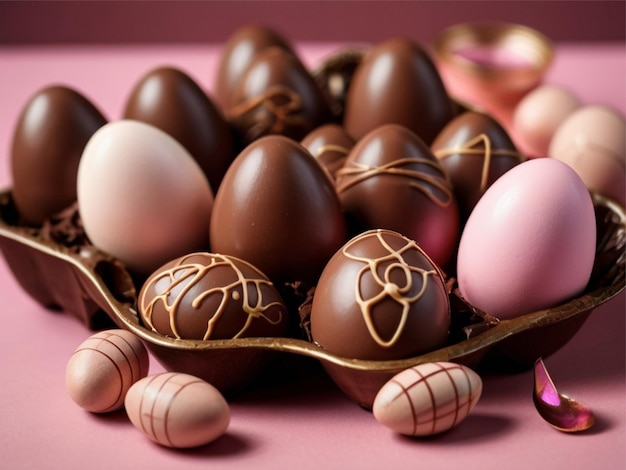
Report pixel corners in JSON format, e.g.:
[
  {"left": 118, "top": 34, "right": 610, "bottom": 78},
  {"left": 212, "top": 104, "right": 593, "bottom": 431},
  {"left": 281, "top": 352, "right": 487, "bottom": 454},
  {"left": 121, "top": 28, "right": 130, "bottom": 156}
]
[
  {"left": 373, "top": 362, "right": 482, "bottom": 436},
  {"left": 456, "top": 158, "right": 596, "bottom": 319},
  {"left": 125, "top": 372, "right": 230, "bottom": 448}
]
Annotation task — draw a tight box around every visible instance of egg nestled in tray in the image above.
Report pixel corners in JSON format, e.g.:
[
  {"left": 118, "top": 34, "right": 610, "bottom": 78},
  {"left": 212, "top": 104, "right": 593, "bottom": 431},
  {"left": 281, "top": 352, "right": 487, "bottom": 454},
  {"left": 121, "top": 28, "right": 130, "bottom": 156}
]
[{"left": 0, "top": 26, "right": 624, "bottom": 410}]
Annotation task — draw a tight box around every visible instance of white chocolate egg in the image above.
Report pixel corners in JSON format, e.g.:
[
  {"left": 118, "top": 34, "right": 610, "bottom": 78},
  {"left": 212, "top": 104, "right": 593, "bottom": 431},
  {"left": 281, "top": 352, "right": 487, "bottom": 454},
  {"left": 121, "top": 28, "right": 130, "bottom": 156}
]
[
  {"left": 456, "top": 158, "right": 596, "bottom": 319},
  {"left": 77, "top": 120, "right": 214, "bottom": 276},
  {"left": 373, "top": 362, "right": 482, "bottom": 436},
  {"left": 549, "top": 104, "right": 625, "bottom": 206},
  {"left": 65, "top": 329, "right": 149, "bottom": 413},
  {"left": 125, "top": 372, "right": 230, "bottom": 448},
  {"left": 512, "top": 84, "right": 580, "bottom": 158}
]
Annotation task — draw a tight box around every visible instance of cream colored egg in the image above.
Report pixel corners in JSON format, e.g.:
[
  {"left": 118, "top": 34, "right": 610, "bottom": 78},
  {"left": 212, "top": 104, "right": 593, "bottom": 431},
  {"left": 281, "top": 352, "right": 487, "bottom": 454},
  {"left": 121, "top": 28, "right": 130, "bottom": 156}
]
[
  {"left": 549, "top": 105, "right": 625, "bottom": 205},
  {"left": 65, "top": 329, "right": 149, "bottom": 413},
  {"left": 125, "top": 372, "right": 230, "bottom": 448},
  {"left": 513, "top": 84, "right": 580, "bottom": 158},
  {"left": 373, "top": 362, "right": 482, "bottom": 436},
  {"left": 77, "top": 120, "right": 214, "bottom": 275}
]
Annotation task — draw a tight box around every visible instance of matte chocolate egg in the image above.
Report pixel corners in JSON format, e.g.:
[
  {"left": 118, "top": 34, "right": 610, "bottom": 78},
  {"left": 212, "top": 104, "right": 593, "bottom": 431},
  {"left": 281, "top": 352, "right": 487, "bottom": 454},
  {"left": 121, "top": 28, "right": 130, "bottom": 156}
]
[
  {"left": 310, "top": 229, "right": 450, "bottom": 361},
  {"left": 138, "top": 252, "right": 288, "bottom": 340},
  {"left": 228, "top": 47, "right": 333, "bottom": 144},
  {"left": 214, "top": 24, "right": 294, "bottom": 111},
  {"left": 66, "top": 329, "right": 149, "bottom": 413},
  {"left": 123, "top": 66, "right": 234, "bottom": 191},
  {"left": 11, "top": 85, "right": 107, "bottom": 225},
  {"left": 431, "top": 111, "right": 524, "bottom": 221},
  {"left": 335, "top": 124, "right": 459, "bottom": 268},
  {"left": 301, "top": 123, "right": 355, "bottom": 180},
  {"left": 343, "top": 37, "right": 454, "bottom": 144},
  {"left": 210, "top": 135, "right": 347, "bottom": 285}
]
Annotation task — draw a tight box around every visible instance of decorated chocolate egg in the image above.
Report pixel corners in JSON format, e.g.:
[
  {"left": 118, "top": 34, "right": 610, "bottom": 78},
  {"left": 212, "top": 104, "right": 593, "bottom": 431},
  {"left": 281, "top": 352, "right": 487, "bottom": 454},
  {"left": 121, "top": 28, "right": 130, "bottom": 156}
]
[
  {"left": 125, "top": 372, "right": 230, "bottom": 448},
  {"left": 310, "top": 229, "right": 450, "bottom": 361},
  {"left": 138, "top": 252, "right": 289, "bottom": 340},
  {"left": 123, "top": 66, "right": 234, "bottom": 191},
  {"left": 336, "top": 123, "right": 459, "bottom": 267},
  {"left": 373, "top": 362, "right": 482, "bottom": 436},
  {"left": 11, "top": 85, "right": 107, "bottom": 225},
  {"left": 431, "top": 110, "right": 524, "bottom": 222},
  {"left": 343, "top": 37, "right": 454, "bottom": 143},
  {"left": 210, "top": 135, "right": 347, "bottom": 285},
  {"left": 301, "top": 123, "right": 355, "bottom": 180},
  {"left": 65, "top": 329, "right": 149, "bottom": 413}
]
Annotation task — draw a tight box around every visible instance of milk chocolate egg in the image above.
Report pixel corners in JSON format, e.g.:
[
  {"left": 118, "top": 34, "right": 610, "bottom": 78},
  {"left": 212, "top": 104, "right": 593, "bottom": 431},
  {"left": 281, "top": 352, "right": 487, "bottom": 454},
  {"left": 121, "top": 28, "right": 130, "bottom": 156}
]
[
  {"left": 214, "top": 25, "right": 293, "bottom": 110},
  {"left": 336, "top": 124, "right": 459, "bottom": 267},
  {"left": 457, "top": 158, "right": 596, "bottom": 319},
  {"left": 210, "top": 135, "right": 347, "bottom": 285},
  {"left": 373, "top": 362, "right": 482, "bottom": 436},
  {"left": 123, "top": 66, "right": 234, "bottom": 191},
  {"left": 301, "top": 123, "right": 355, "bottom": 180},
  {"left": 65, "top": 329, "right": 149, "bottom": 413},
  {"left": 77, "top": 120, "right": 214, "bottom": 276},
  {"left": 310, "top": 229, "right": 450, "bottom": 361},
  {"left": 343, "top": 37, "right": 454, "bottom": 143},
  {"left": 138, "top": 252, "right": 288, "bottom": 340},
  {"left": 11, "top": 85, "right": 107, "bottom": 225},
  {"left": 549, "top": 105, "right": 625, "bottom": 206},
  {"left": 125, "top": 372, "right": 230, "bottom": 448},
  {"left": 228, "top": 47, "right": 333, "bottom": 144},
  {"left": 431, "top": 111, "right": 524, "bottom": 221}
]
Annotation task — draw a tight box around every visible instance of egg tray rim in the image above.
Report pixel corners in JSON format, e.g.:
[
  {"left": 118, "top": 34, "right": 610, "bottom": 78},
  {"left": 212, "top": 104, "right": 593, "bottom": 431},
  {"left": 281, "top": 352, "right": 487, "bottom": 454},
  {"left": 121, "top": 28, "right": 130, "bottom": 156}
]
[{"left": 0, "top": 187, "right": 623, "bottom": 374}]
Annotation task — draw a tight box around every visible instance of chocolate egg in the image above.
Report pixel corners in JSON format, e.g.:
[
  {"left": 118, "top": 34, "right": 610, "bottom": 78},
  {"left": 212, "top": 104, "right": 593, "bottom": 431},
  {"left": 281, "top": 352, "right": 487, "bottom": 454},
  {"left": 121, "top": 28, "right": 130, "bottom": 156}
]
[
  {"left": 65, "top": 329, "right": 149, "bottom": 413},
  {"left": 301, "top": 123, "right": 355, "bottom": 180},
  {"left": 335, "top": 124, "right": 459, "bottom": 268},
  {"left": 310, "top": 229, "right": 450, "bottom": 361},
  {"left": 138, "top": 252, "right": 289, "bottom": 340},
  {"left": 123, "top": 66, "right": 234, "bottom": 191},
  {"left": 228, "top": 47, "right": 333, "bottom": 144},
  {"left": 10, "top": 85, "right": 107, "bottom": 225},
  {"left": 214, "top": 25, "right": 293, "bottom": 111},
  {"left": 373, "top": 362, "right": 482, "bottom": 436},
  {"left": 210, "top": 135, "right": 347, "bottom": 285},
  {"left": 343, "top": 37, "right": 454, "bottom": 143},
  {"left": 125, "top": 372, "right": 230, "bottom": 448},
  {"left": 431, "top": 111, "right": 524, "bottom": 221}
]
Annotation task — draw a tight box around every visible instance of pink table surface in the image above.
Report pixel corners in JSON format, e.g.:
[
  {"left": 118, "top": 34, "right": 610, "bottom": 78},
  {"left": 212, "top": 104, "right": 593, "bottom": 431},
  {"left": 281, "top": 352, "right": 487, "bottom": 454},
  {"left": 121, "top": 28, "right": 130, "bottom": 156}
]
[{"left": 0, "top": 43, "right": 624, "bottom": 470}]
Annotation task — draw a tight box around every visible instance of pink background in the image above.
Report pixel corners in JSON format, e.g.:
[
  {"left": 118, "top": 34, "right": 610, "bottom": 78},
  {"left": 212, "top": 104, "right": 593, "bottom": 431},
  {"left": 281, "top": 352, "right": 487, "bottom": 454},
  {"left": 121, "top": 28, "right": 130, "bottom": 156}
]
[{"left": 0, "top": 6, "right": 625, "bottom": 469}]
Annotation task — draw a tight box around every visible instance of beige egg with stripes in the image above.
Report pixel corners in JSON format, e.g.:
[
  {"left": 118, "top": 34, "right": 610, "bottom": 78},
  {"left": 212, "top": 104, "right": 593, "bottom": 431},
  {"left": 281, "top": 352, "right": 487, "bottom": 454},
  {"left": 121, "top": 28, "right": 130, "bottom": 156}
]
[{"left": 373, "top": 362, "right": 482, "bottom": 436}]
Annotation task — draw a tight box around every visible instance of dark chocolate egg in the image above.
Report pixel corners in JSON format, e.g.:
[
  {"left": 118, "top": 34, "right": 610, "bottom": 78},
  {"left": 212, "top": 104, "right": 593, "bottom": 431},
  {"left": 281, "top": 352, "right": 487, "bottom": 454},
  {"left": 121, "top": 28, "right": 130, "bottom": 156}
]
[
  {"left": 335, "top": 124, "right": 459, "bottom": 268},
  {"left": 228, "top": 47, "right": 333, "bottom": 144},
  {"left": 139, "top": 252, "right": 288, "bottom": 340},
  {"left": 431, "top": 111, "right": 525, "bottom": 222},
  {"left": 123, "top": 66, "right": 234, "bottom": 191},
  {"left": 10, "top": 85, "right": 107, "bottom": 226},
  {"left": 210, "top": 135, "right": 347, "bottom": 285},
  {"left": 301, "top": 123, "right": 355, "bottom": 180},
  {"left": 214, "top": 25, "right": 294, "bottom": 111},
  {"left": 343, "top": 37, "right": 454, "bottom": 144},
  {"left": 310, "top": 229, "right": 450, "bottom": 360}
]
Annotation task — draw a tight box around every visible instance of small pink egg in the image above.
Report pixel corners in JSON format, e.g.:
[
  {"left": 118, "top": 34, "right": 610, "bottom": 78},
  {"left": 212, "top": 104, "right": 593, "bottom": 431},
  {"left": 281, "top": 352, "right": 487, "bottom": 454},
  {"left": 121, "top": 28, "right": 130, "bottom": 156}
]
[
  {"left": 549, "top": 104, "right": 625, "bottom": 206},
  {"left": 65, "top": 329, "right": 149, "bottom": 413},
  {"left": 512, "top": 84, "right": 580, "bottom": 158},
  {"left": 373, "top": 362, "right": 482, "bottom": 436},
  {"left": 457, "top": 158, "right": 596, "bottom": 319},
  {"left": 125, "top": 372, "right": 230, "bottom": 448}
]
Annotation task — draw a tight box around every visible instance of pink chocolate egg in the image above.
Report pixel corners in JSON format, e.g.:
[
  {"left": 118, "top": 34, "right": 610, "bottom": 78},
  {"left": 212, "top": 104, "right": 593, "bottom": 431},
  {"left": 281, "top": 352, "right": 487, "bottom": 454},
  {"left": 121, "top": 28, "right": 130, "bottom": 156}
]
[
  {"left": 456, "top": 158, "right": 596, "bottom": 319},
  {"left": 65, "top": 329, "right": 149, "bottom": 413},
  {"left": 373, "top": 362, "right": 482, "bottom": 436},
  {"left": 125, "top": 372, "right": 230, "bottom": 448}
]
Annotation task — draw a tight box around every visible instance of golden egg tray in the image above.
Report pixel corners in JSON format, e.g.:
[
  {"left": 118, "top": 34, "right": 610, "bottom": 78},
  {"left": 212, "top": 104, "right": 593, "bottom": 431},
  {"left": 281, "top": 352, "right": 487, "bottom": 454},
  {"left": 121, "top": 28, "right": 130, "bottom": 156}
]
[{"left": 0, "top": 188, "right": 623, "bottom": 408}]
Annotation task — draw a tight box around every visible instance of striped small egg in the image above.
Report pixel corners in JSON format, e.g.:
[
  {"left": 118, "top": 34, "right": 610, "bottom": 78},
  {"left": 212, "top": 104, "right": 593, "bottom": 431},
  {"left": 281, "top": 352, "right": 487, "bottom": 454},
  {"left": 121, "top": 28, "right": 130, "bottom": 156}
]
[
  {"left": 373, "top": 361, "right": 482, "bottom": 436},
  {"left": 125, "top": 372, "right": 230, "bottom": 448},
  {"left": 65, "top": 329, "right": 149, "bottom": 413}
]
